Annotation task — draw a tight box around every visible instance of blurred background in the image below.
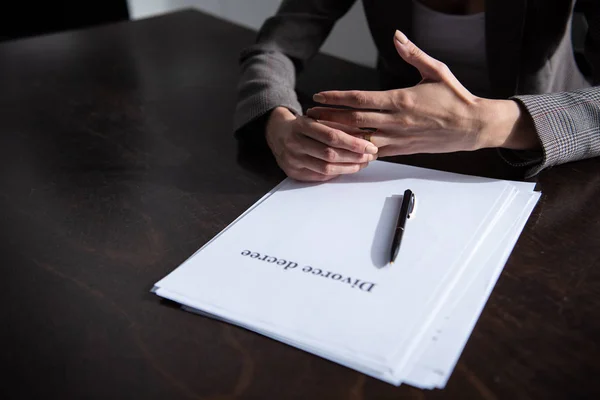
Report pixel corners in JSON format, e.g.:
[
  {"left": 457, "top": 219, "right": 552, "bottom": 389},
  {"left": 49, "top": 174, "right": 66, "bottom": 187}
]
[
  {"left": 0, "top": 0, "right": 590, "bottom": 73},
  {"left": 127, "top": 0, "right": 377, "bottom": 67}
]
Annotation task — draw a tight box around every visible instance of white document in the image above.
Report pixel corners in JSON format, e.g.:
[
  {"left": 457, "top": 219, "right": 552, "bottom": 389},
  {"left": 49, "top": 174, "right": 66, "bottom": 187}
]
[
  {"left": 153, "top": 161, "right": 540, "bottom": 388},
  {"left": 404, "top": 189, "right": 540, "bottom": 388}
]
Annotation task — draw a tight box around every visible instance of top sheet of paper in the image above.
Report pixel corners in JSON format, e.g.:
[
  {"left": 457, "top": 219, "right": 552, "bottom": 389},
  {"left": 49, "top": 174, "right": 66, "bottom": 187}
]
[{"left": 155, "top": 161, "right": 518, "bottom": 369}]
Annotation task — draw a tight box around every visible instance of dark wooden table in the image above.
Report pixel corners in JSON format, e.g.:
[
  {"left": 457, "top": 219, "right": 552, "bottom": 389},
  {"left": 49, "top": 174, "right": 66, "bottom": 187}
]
[{"left": 1, "top": 9, "right": 599, "bottom": 400}]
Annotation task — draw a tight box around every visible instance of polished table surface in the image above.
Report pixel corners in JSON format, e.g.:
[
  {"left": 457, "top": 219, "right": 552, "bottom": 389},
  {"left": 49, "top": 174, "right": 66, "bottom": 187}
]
[{"left": 1, "top": 9, "right": 599, "bottom": 400}]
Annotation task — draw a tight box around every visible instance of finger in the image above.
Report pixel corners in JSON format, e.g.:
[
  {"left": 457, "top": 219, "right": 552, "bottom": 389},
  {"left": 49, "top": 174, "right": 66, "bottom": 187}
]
[
  {"left": 393, "top": 30, "right": 449, "bottom": 81},
  {"left": 276, "top": 155, "right": 338, "bottom": 182},
  {"left": 348, "top": 131, "right": 394, "bottom": 148},
  {"left": 307, "top": 108, "right": 391, "bottom": 129},
  {"left": 376, "top": 140, "right": 445, "bottom": 157},
  {"left": 314, "top": 119, "right": 367, "bottom": 136},
  {"left": 278, "top": 147, "right": 368, "bottom": 176},
  {"left": 300, "top": 155, "right": 369, "bottom": 176},
  {"left": 317, "top": 121, "right": 380, "bottom": 147},
  {"left": 296, "top": 116, "right": 378, "bottom": 154},
  {"left": 377, "top": 145, "right": 417, "bottom": 157},
  {"left": 312, "top": 90, "right": 394, "bottom": 110},
  {"left": 296, "top": 134, "right": 377, "bottom": 164},
  {"left": 288, "top": 168, "right": 339, "bottom": 182}
]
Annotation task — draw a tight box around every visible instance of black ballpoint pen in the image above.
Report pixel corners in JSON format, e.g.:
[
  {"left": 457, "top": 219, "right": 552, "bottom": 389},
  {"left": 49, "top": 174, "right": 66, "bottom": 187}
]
[{"left": 390, "top": 189, "right": 416, "bottom": 264}]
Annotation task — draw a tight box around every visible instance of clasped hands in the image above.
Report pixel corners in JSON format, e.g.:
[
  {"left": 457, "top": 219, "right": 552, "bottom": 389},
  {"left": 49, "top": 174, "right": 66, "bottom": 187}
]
[{"left": 265, "top": 30, "right": 539, "bottom": 182}]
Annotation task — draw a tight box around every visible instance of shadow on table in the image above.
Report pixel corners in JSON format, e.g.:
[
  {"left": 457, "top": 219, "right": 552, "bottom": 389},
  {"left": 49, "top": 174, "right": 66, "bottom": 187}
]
[{"left": 235, "top": 138, "right": 285, "bottom": 182}]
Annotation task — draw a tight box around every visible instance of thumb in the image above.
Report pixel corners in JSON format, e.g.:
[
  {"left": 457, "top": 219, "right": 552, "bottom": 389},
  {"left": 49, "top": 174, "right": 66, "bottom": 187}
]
[{"left": 393, "top": 30, "right": 448, "bottom": 81}]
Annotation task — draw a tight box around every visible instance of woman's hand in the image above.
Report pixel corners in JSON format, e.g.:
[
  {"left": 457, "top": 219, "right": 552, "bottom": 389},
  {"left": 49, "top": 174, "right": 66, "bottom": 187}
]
[
  {"left": 307, "top": 31, "right": 540, "bottom": 157},
  {"left": 265, "top": 107, "right": 378, "bottom": 181}
]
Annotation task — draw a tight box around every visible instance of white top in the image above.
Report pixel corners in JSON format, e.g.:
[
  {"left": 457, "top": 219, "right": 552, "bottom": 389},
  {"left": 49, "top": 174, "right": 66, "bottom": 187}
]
[{"left": 411, "top": 0, "right": 491, "bottom": 97}]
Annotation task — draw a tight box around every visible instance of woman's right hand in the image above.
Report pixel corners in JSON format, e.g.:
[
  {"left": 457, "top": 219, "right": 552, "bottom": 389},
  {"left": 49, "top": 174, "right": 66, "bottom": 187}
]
[{"left": 265, "top": 107, "right": 378, "bottom": 182}]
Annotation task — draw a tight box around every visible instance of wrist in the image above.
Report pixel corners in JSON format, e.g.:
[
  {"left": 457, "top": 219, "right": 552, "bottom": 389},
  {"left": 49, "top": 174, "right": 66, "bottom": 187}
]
[
  {"left": 478, "top": 99, "right": 541, "bottom": 150},
  {"left": 266, "top": 106, "right": 296, "bottom": 151},
  {"left": 266, "top": 107, "right": 295, "bottom": 132}
]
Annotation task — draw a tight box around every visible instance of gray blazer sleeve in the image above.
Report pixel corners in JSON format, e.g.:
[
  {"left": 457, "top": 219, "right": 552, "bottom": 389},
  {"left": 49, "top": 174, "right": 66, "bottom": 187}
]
[
  {"left": 233, "top": 0, "right": 357, "bottom": 135},
  {"left": 507, "top": 1, "right": 600, "bottom": 177}
]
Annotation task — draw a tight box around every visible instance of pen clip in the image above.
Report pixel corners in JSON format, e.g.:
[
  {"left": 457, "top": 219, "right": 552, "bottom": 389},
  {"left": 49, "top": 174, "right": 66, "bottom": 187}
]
[{"left": 406, "top": 191, "right": 415, "bottom": 219}]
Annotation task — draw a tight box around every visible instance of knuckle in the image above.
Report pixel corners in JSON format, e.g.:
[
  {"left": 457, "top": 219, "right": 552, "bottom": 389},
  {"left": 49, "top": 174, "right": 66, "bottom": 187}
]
[
  {"left": 392, "top": 91, "right": 411, "bottom": 110},
  {"left": 436, "top": 61, "right": 450, "bottom": 76},
  {"left": 286, "top": 154, "right": 303, "bottom": 169},
  {"left": 323, "top": 129, "right": 339, "bottom": 146},
  {"left": 403, "top": 92, "right": 415, "bottom": 110},
  {"left": 322, "top": 163, "right": 336, "bottom": 175},
  {"left": 350, "top": 111, "right": 365, "bottom": 126},
  {"left": 350, "top": 91, "right": 367, "bottom": 107},
  {"left": 323, "top": 147, "right": 337, "bottom": 162},
  {"left": 408, "top": 44, "right": 422, "bottom": 58},
  {"left": 351, "top": 139, "right": 364, "bottom": 153}
]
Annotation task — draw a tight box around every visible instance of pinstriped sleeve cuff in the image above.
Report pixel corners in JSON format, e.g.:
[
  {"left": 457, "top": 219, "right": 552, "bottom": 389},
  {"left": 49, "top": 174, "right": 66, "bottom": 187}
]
[
  {"left": 510, "top": 94, "right": 573, "bottom": 177},
  {"left": 504, "top": 88, "right": 600, "bottom": 177},
  {"left": 496, "top": 147, "right": 543, "bottom": 176}
]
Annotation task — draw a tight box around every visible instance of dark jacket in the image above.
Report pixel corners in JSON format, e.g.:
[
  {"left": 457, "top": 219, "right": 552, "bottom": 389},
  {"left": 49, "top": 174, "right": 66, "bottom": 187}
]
[{"left": 234, "top": 0, "right": 600, "bottom": 176}]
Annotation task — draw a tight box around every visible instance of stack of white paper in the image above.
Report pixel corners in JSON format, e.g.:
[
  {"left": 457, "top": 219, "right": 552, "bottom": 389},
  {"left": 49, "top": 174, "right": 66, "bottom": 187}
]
[{"left": 153, "top": 161, "right": 540, "bottom": 389}]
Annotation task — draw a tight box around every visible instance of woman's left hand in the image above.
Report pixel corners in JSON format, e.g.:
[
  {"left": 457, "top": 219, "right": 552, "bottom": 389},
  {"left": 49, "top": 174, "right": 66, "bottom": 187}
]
[{"left": 307, "top": 30, "right": 540, "bottom": 157}]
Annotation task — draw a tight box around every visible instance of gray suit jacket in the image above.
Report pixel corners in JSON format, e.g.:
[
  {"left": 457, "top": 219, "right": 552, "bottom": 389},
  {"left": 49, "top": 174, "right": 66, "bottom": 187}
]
[{"left": 234, "top": 0, "right": 600, "bottom": 177}]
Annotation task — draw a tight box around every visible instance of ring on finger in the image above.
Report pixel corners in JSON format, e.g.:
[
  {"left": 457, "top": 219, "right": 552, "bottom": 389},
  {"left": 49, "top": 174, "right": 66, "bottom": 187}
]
[{"left": 360, "top": 127, "right": 378, "bottom": 142}]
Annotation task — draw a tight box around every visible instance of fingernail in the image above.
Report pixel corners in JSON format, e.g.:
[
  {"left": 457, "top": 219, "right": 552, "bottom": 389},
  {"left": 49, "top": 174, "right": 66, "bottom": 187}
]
[
  {"left": 394, "top": 30, "right": 408, "bottom": 45},
  {"left": 366, "top": 144, "right": 378, "bottom": 154},
  {"left": 313, "top": 93, "right": 326, "bottom": 103},
  {"left": 367, "top": 154, "right": 376, "bottom": 161}
]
